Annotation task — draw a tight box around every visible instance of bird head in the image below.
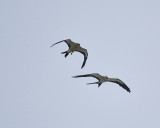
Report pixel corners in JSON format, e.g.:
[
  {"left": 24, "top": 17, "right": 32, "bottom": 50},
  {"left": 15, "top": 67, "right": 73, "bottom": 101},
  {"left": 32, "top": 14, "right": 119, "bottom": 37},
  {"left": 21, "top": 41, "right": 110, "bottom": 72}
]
[
  {"left": 105, "top": 76, "right": 108, "bottom": 79},
  {"left": 65, "top": 39, "right": 71, "bottom": 42},
  {"left": 76, "top": 43, "right": 80, "bottom": 46}
]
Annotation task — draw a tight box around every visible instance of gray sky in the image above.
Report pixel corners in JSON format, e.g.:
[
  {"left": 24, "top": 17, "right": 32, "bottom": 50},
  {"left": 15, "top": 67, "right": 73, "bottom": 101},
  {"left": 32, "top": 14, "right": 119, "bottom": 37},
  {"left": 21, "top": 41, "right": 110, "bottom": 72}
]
[{"left": 1, "top": 0, "right": 160, "bottom": 128}]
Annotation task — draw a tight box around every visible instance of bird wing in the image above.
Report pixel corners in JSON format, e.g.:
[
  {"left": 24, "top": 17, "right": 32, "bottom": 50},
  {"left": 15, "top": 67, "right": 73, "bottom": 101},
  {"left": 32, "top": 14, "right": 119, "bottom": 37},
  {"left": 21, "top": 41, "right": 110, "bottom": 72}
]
[
  {"left": 107, "top": 78, "right": 131, "bottom": 93},
  {"left": 50, "top": 39, "right": 74, "bottom": 48},
  {"left": 75, "top": 47, "right": 88, "bottom": 68},
  {"left": 73, "top": 73, "right": 101, "bottom": 81}
]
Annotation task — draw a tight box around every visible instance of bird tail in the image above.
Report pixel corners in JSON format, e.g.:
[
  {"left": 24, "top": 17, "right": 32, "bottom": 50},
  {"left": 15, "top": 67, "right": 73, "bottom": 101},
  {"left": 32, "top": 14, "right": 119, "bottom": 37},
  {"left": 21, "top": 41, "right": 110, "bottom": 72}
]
[
  {"left": 87, "top": 82, "right": 102, "bottom": 87},
  {"left": 61, "top": 51, "right": 69, "bottom": 58}
]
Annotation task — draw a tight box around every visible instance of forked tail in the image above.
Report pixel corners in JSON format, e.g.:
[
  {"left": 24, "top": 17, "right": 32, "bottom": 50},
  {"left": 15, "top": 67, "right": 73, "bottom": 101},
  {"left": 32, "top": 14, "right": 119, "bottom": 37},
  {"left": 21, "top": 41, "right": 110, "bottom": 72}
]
[
  {"left": 87, "top": 82, "right": 102, "bottom": 87},
  {"left": 61, "top": 51, "right": 69, "bottom": 58}
]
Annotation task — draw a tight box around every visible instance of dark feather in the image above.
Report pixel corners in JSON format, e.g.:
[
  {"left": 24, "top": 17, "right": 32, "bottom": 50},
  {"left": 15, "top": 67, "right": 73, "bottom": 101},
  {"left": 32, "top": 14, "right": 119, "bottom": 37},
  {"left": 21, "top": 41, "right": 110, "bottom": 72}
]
[
  {"left": 51, "top": 39, "right": 73, "bottom": 48},
  {"left": 75, "top": 47, "right": 88, "bottom": 68},
  {"left": 73, "top": 73, "right": 101, "bottom": 81},
  {"left": 107, "top": 78, "right": 131, "bottom": 92}
]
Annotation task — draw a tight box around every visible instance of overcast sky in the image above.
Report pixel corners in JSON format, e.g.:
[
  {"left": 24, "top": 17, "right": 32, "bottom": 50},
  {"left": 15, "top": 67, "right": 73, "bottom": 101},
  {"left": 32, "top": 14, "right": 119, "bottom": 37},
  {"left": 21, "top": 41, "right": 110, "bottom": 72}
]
[{"left": 1, "top": 0, "right": 160, "bottom": 128}]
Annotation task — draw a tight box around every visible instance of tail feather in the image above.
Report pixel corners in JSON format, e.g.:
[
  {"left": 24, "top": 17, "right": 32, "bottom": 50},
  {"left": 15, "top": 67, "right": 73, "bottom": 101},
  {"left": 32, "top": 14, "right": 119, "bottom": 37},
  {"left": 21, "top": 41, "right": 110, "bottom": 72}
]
[
  {"left": 87, "top": 82, "right": 102, "bottom": 87},
  {"left": 61, "top": 51, "right": 69, "bottom": 58},
  {"left": 87, "top": 82, "right": 98, "bottom": 85}
]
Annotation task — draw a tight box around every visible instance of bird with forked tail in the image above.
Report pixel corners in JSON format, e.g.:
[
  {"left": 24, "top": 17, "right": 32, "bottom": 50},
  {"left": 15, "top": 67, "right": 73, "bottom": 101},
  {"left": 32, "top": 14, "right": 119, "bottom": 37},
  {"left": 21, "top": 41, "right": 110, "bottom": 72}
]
[
  {"left": 73, "top": 73, "right": 131, "bottom": 93},
  {"left": 51, "top": 39, "right": 88, "bottom": 69}
]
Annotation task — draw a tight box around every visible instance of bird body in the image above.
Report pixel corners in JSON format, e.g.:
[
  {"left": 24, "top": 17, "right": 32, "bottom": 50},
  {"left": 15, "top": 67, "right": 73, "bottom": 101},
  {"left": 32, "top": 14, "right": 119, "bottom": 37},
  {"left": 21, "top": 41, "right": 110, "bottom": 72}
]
[
  {"left": 68, "top": 43, "right": 80, "bottom": 54},
  {"left": 73, "top": 73, "right": 131, "bottom": 93},
  {"left": 51, "top": 39, "right": 88, "bottom": 68}
]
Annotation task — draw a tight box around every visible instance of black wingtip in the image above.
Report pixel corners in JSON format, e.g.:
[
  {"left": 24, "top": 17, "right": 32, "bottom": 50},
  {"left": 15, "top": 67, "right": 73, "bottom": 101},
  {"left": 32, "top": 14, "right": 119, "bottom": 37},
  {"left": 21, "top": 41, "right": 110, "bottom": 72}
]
[
  {"left": 50, "top": 44, "right": 54, "bottom": 47},
  {"left": 81, "top": 57, "right": 87, "bottom": 69},
  {"left": 127, "top": 89, "right": 131, "bottom": 93},
  {"left": 81, "top": 63, "right": 85, "bottom": 69}
]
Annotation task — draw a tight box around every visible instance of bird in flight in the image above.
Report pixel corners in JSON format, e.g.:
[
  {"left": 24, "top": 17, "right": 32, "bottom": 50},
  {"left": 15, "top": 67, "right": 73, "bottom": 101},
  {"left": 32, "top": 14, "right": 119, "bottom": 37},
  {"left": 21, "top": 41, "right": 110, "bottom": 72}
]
[
  {"left": 51, "top": 39, "right": 88, "bottom": 68},
  {"left": 73, "top": 73, "right": 131, "bottom": 93}
]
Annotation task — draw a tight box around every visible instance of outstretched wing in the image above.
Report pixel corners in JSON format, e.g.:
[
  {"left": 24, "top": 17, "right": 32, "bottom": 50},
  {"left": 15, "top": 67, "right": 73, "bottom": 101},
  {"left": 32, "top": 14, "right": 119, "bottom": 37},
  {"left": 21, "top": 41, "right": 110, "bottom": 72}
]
[
  {"left": 73, "top": 73, "right": 101, "bottom": 81},
  {"left": 75, "top": 47, "right": 88, "bottom": 68},
  {"left": 107, "top": 78, "right": 131, "bottom": 93},
  {"left": 50, "top": 39, "right": 74, "bottom": 48}
]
